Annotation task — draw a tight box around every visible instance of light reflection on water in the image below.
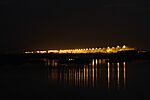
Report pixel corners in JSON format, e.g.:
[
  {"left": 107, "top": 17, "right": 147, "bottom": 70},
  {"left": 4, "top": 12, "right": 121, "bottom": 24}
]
[{"left": 45, "top": 59, "right": 126, "bottom": 89}]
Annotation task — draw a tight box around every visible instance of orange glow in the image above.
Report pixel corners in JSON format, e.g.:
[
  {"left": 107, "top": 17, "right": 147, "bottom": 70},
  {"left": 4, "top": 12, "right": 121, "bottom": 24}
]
[{"left": 25, "top": 45, "right": 135, "bottom": 54}]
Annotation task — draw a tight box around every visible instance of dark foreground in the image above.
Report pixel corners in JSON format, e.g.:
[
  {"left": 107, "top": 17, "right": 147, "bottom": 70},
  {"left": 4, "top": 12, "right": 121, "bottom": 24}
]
[{"left": 0, "top": 53, "right": 150, "bottom": 100}]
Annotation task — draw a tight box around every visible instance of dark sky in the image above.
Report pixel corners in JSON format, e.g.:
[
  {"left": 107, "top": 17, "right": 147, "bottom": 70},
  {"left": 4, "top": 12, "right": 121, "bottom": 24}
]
[{"left": 0, "top": 0, "right": 150, "bottom": 52}]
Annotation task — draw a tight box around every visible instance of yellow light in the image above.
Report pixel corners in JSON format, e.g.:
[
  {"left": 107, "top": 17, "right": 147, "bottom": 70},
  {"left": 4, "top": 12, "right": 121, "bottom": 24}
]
[
  {"left": 92, "top": 59, "right": 95, "bottom": 66},
  {"left": 123, "top": 62, "right": 126, "bottom": 87},
  {"left": 107, "top": 62, "right": 110, "bottom": 88},
  {"left": 112, "top": 47, "right": 115, "bottom": 49},
  {"left": 122, "top": 45, "right": 126, "bottom": 49},
  {"left": 117, "top": 46, "right": 120, "bottom": 48},
  {"left": 39, "top": 51, "right": 47, "bottom": 53},
  {"left": 24, "top": 45, "right": 135, "bottom": 54},
  {"left": 117, "top": 62, "right": 120, "bottom": 88},
  {"left": 36, "top": 51, "right": 40, "bottom": 53}
]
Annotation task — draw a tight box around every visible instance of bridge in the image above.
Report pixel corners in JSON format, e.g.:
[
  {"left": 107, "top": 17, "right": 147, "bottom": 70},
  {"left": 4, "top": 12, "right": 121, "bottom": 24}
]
[
  {"left": 25, "top": 45, "right": 135, "bottom": 54},
  {"left": 0, "top": 45, "right": 149, "bottom": 67}
]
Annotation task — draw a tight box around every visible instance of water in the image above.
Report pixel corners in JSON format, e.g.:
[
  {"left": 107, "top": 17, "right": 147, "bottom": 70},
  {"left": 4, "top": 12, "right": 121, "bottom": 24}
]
[{"left": 0, "top": 59, "right": 150, "bottom": 100}]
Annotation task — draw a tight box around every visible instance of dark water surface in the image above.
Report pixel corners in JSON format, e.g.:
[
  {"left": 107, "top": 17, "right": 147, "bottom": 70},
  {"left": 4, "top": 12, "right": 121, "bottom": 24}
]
[{"left": 0, "top": 59, "right": 150, "bottom": 100}]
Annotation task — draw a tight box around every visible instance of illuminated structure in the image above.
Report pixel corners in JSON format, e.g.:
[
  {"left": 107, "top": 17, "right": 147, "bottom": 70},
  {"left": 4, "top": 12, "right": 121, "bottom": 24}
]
[{"left": 25, "top": 45, "right": 135, "bottom": 54}]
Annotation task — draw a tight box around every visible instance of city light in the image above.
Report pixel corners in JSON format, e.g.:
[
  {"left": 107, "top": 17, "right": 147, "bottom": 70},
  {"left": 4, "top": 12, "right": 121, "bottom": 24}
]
[{"left": 25, "top": 45, "right": 135, "bottom": 54}]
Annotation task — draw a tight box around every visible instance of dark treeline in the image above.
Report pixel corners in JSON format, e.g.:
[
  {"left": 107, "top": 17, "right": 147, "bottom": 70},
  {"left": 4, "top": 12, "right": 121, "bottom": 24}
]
[{"left": 0, "top": 50, "right": 150, "bottom": 67}]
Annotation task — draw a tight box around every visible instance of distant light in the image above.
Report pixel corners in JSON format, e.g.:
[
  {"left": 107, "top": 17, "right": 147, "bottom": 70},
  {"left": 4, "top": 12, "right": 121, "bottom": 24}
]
[
  {"left": 69, "top": 59, "right": 74, "bottom": 61},
  {"left": 122, "top": 45, "right": 126, "bottom": 49},
  {"left": 36, "top": 51, "right": 40, "bottom": 53},
  {"left": 117, "top": 46, "right": 120, "bottom": 48},
  {"left": 40, "top": 51, "right": 47, "bottom": 53},
  {"left": 48, "top": 50, "right": 59, "bottom": 53},
  {"left": 25, "top": 51, "right": 33, "bottom": 53},
  {"left": 24, "top": 45, "right": 135, "bottom": 54}
]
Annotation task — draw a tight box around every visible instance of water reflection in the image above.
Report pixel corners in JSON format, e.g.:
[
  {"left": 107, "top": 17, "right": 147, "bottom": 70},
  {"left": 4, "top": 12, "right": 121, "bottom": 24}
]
[
  {"left": 107, "top": 62, "right": 110, "bottom": 88},
  {"left": 46, "top": 59, "right": 126, "bottom": 89},
  {"left": 123, "top": 62, "right": 126, "bottom": 88},
  {"left": 117, "top": 62, "right": 120, "bottom": 88}
]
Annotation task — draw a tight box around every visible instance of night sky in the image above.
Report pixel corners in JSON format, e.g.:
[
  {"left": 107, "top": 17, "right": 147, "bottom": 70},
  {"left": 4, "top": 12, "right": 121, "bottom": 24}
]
[{"left": 0, "top": 0, "right": 150, "bottom": 52}]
